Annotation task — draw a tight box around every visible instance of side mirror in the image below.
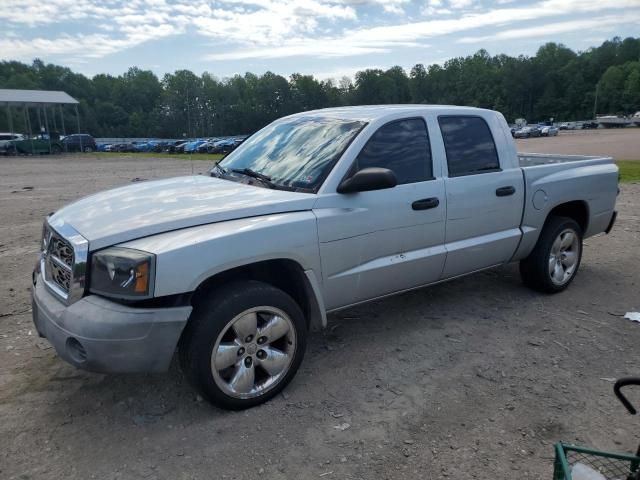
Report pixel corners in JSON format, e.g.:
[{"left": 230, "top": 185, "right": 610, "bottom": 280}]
[{"left": 337, "top": 167, "right": 397, "bottom": 194}]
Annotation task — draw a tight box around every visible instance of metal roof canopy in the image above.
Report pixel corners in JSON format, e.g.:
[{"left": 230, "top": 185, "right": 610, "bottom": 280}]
[
  {"left": 0, "top": 89, "right": 79, "bottom": 106},
  {"left": 3, "top": 89, "right": 88, "bottom": 154}
]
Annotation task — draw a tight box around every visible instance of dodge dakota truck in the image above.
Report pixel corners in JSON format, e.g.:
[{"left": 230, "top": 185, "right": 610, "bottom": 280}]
[{"left": 32, "top": 105, "right": 619, "bottom": 409}]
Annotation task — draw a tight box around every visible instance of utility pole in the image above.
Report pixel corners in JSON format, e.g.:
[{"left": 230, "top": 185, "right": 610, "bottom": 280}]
[
  {"left": 186, "top": 85, "right": 192, "bottom": 138},
  {"left": 592, "top": 83, "right": 599, "bottom": 120}
]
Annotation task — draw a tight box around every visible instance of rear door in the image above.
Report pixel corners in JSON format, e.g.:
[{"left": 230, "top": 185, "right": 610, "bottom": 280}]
[
  {"left": 437, "top": 114, "right": 524, "bottom": 278},
  {"left": 315, "top": 117, "right": 446, "bottom": 310}
]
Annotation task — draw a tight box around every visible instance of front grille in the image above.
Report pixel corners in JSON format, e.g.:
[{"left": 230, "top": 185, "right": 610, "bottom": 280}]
[
  {"left": 40, "top": 221, "right": 88, "bottom": 305},
  {"left": 43, "top": 226, "right": 74, "bottom": 294}
]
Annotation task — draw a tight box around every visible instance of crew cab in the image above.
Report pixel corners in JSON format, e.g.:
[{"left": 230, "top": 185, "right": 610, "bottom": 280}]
[{"left": 32, "top": 106, "right": 619, "bottom": 409}]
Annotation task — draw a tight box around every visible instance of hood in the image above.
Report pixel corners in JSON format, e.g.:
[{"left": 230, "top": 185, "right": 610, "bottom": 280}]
[{"left": 48, "top": 176, "right": 316, "bottom": 250}]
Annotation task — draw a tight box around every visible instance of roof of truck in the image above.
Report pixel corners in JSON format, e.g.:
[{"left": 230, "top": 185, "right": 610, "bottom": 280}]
[{"left": 286, "top": 104, "right": 491, "bottom": 122}]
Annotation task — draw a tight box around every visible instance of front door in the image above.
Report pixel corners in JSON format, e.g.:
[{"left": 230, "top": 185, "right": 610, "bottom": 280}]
[{"left": 314, "top": 117, "right": 447, "bottom": 310}]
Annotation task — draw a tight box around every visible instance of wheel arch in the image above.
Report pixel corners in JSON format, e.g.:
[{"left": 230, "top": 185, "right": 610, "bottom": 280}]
[
  {"left": 545, "top": 200, "right": 589, "bottom": 234},
  {"left": 190, "top": 259, "right": 326, "bottom": 332}
]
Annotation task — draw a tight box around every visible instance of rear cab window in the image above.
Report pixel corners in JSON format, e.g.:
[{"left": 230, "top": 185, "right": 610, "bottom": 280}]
[
  {"left": 351, "top": 117, "right": 433, "bottom": 184},
  {"left": 438, "top": 116, "right": 501, "bottom": 177}
]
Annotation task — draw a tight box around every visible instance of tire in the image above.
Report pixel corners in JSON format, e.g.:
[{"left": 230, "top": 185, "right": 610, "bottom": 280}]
[
  {"left": 179, "top": 280, "right": 307, "bottom": 410},
  {"left": 50, "top": 145, "right": 62, "bottom": 155},
  {"left": 83, "top": 146, "right": 94, "bottom": 153},
  {"left": 520, "top": 216, "right": 583, "bottom": 293}
]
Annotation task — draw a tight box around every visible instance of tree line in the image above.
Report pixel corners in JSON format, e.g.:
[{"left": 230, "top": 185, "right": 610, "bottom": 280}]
[{"left": 1, "top": 36, "right": 639, "bottom": 138}]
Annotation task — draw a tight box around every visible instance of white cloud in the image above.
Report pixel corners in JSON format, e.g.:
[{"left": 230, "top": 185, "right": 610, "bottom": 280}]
[
  {"left": 0, "top": 0, "right": 639, "bottom": 64},
  {"left": 457, "top": 12, "right": 640, "bottom": 43},
  {"left": 205, "top": 0, "right": 639, "bottom": 60},
  {"left": 448, "top": 0, "right": 475, "bottom": 9}
]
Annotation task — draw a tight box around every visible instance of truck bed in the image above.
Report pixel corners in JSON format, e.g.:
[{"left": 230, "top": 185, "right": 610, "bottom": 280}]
[
  {"left": 513, "top": 151, "right": 618, "bottom": 261},
  {"left": 518, "top": 153, "right": 611, "bottom": 168}
]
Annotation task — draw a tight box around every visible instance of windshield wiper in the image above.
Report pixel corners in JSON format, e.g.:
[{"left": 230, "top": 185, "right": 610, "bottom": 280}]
[
  {"left": 231, "top": 168, "right": 277, "bottom": 188},
  {"left": 211, "top": 163, "right": 228, "bottom": 177}
]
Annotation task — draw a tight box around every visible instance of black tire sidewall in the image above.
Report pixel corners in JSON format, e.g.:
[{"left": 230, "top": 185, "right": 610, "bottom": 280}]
[
  {"left": 180, "top": 280, "right": 307, "bottom": 410},
  {"left": 521, "top": 216, "right": 583, "bottom": 293}
]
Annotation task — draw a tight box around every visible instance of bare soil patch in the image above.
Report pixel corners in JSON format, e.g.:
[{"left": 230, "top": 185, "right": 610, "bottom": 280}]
[{"left": 515, "top": 128, "right": 640, "bottom": 160}]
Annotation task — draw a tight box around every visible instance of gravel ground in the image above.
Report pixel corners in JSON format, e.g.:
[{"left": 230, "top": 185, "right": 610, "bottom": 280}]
[
  {"left": 1, "top": 145, "right": 639, "bottom": 479},
  {"left": 516, "top": 128, "right": 640, "bottom": 160}
]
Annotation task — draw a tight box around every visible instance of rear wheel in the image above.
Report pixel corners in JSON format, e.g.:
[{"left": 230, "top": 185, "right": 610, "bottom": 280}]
[
  {"left": 179, "top": 280, "right": 307, "bottom": 410},
  {"left": 50, "top": 144, "right": 62, "bottom": 155},
  {"left": 520, "top": 216, "right": 583, "bottom": 293},
  {"left": 83, "top": 146, "right": 94, "bottom": 153}
]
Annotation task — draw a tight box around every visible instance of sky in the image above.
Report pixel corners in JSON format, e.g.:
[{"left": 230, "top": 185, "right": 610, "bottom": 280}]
[{"left": 1, "top": 0, "right": 639, "bottom": 81}]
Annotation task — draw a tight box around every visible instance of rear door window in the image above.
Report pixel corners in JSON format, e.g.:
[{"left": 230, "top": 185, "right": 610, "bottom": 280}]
[
  {"left": 438, "top": 116, "right": 500, "bottom": 177},
  {"left": 353, "top": 118, "right": 432, "bottom": 184}
]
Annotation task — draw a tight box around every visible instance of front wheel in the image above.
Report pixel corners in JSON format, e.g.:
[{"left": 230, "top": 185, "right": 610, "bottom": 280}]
[
  {"left": 179, "top": 280, "right": 307, "bottom": 410},
  {"left": 83, "top": 146, "right": 94, "bottom": 153},
  {"left": 520, "top": 216, "right": 583, "bottom": 293}
]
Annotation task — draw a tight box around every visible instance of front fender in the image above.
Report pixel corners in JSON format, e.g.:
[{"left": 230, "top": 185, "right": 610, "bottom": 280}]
[{"left": 119, "top": 211, "right": 323, "bottom": 298}]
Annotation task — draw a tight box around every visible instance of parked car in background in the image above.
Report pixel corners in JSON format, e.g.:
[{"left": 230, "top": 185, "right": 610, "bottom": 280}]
[
  {"left": 150, "top": 141, "right": 168, "bottom": 153},
  {"left": 32, "top": 105, "right": 618, "bottom": 409},
  {"left": 514, "top": 126, "right": 541, "bottom": 138},
  {"left": 184, "top": 139, "right": 208, "bottom": 153},
  {"left": 582, "top": 121, "right": 598, "bottom": 129},
  {"left": 163, "top": 141, "right": 182, "bottom": 153},
  {"left": 3, "top": 134, "right": 63, "bottom": 155},
  {"left": 0, "top": 132, "right": 24, "bottom": 142},
  {"left": 559, "top": 122, "right": 579, "bottom": 130},
  {"left": 174, "top": 142, "right": 189, "bottom": 153},
  {"left": 132, "top": 142, "right": 154, "bottom": 153},
  {"left": 0, "top": 132, "right": 24, "bottom": 154},
  {"left": 540, "top": 126, "right": 559, "bottom": 137},
  {"left": 197, "top": 140, "right": 217, "bottom": 153},
  {"left": 62, "top": 134, "right": 97, "bottom": 153},
  {"left": 113, "top": 143, "right": 135, "bottom": 153},
  {"left": 207, "top": 138, "right": 242, "bottom": 154}
]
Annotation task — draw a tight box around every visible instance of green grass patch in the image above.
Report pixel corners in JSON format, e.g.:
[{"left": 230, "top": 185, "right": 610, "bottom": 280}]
[
  {"left": 94, "top": 152, "right": 225, "bottom": 162},
  {"left": 617, "top": 160, "right": 640, "bottom": 183}
]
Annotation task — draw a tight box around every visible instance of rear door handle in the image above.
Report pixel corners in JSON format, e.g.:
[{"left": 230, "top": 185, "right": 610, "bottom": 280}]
[
  {"left": 412, "top": 197, "right": 440, "bottom": 210},
  {"left": 496, "top": 186, "right": 516, "bottom": 197}
]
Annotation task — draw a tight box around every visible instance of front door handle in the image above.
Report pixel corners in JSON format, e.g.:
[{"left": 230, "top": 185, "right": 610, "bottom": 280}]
[
  {"left": 412, "top": 197, "right": 440, "bottom": 210},
  {"left": 496, "top": 186, "right": 516, "bottom": 197}
]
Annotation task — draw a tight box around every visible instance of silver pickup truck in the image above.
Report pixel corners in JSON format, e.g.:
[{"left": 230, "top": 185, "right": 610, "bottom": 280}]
[{"left": 32, "top": 105, "right": 619, "bottom": 409}]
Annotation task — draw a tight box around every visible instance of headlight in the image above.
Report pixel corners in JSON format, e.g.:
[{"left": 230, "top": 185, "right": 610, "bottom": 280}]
[{"left": 89, "top": 247, "right": 155, "bottom": 300}]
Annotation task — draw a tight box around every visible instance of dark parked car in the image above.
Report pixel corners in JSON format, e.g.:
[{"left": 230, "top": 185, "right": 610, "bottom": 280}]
[
  {"left": 115, "top": 143, "right": 136, "bottom": 153},
  {"left": 582, "top": 121, "right": 598, "bottom": 129},
  {"left": 174, "top": 142, "right": 189, "bottom": 153},
  {"left": 62, "top": 134, "right": 97, "bottom": 153},
  {"left": 513, "top": 126, "right": 541, "bottom": 138}
]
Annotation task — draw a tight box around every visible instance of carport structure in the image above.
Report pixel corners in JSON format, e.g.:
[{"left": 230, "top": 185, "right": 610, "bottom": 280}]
[{"left": 0, "top": 89, "right": 84, "bottom": 154}]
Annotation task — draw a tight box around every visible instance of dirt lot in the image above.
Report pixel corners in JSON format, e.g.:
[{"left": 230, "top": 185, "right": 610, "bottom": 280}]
[
  {"left": 1, "top": 139, "right": 639, "bottom": 479},
  {"left": 516, "top": 128, "right": 640, "bottom": 160}
]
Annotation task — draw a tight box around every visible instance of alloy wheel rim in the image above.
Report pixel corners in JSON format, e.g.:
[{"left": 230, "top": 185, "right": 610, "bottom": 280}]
[
  {"left": 211, "top": 306, "right": 296, "bottom": 399},
  {"left": 548, "top": 228, "right": 580, "bottom": 286}
]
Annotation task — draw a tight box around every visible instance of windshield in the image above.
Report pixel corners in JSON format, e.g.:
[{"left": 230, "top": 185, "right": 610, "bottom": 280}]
[{"left": 216, "top": 117, "right": 365, "bottom": 191}]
